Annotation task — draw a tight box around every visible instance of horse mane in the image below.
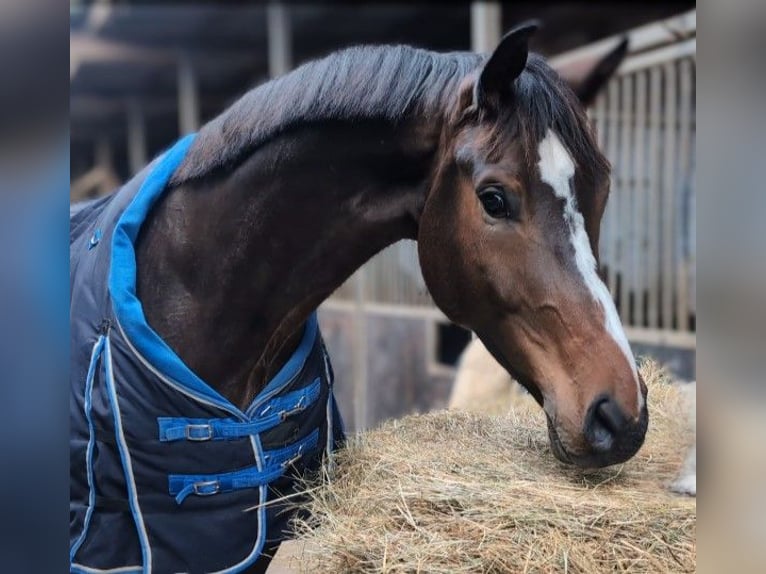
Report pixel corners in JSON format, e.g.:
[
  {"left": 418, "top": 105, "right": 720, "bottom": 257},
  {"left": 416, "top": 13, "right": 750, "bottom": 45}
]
[
  {"left": 170, "top": 44, "right": 607, "bottom": 186},
  {"left": 170, "top": 45, "right": 483, "bottom": 185}
]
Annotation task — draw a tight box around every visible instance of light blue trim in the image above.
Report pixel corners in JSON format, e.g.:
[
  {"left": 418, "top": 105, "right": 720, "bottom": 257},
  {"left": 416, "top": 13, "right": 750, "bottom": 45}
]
[
  {"left": 260, "top": 375, "right": 322, "bottom": 416},
  {"left": 251, "top": 436, "right": 269, "bottom": 574},
  {"left": 158, "top": 378, "right": 322, "bottom": 442},
  {"left": 322, "top": 349, "right": 335, "bottom": 461},
  {"left": 69, "top": 335, "right": 106, "bottom": 563},
  {"left": 169, "top": 429, "right": 319, "bottom": 504},
  {"left": 102, "top": 336, "right": 152, "bottom": 572},
  {"left": 244, "top": 312, "right": 319, "bottom": 417},
  {"left": 71, "top": 564, "right": 142, "bottom": 574},
  {"left": 108, "top": 133, "right": 319, "bottom": 420}
]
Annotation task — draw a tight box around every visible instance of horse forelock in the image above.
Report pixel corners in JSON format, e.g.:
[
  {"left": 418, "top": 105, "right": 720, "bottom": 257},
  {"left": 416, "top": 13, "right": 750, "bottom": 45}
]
[{"left": 479, "top": 54, "right": 609, "bottom": 181}]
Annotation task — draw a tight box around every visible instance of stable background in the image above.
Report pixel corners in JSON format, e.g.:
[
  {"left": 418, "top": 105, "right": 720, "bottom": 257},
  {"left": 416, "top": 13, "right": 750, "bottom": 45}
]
[{"left": 70, "top": 1, "right": 696, "bottom": 432}]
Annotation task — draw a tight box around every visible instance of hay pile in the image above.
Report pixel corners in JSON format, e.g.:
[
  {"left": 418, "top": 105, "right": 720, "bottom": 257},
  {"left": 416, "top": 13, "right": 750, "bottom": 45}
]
[{"left": 290, "top": 361, "right": 696, "bottom": 573}]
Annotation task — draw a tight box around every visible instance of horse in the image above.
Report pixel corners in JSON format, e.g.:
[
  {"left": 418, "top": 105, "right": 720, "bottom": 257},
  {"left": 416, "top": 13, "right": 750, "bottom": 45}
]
[{"left": 70, "top": 22, "right": 645, "bottom": 573}]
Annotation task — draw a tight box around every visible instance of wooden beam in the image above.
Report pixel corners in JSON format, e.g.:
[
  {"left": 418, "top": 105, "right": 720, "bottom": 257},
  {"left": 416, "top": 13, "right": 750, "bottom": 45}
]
[
  {"left": 549, "top": 9, "right": 695, "bottom": 69},
  {"left": 70, "top": 34, "right": 174, "bottom": 80},
  {"left": 267, "top": 2, "right": 292, "bottom": 77},
  {"left": 126, "top": 98, "right": 147, "bottom": 175},
  {"left": 177, "top": 51, "right": 200, "bottom": 134},
  {"left": 470, "top": 1, "right": 502, "bottom": 54}
]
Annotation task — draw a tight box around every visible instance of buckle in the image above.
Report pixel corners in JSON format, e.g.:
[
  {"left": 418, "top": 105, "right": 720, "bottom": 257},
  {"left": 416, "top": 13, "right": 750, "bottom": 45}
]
[
  {"left": 279, "top": 397, "right": 307, "bottom": 421},
  {"left": 193, "top": 480, "right": 220, "bottom": 496},
  {"left": 281, "top": 446, "right": 305, "bottom": 469},
  {"left": 185, "top": 424, "right": 213, "bottom": 441}
]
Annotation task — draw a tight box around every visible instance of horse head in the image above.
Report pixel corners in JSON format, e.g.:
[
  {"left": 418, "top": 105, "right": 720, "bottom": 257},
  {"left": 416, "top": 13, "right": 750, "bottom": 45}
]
[{"left": 418, "top": 23, "right": 647, "bottom": 468}]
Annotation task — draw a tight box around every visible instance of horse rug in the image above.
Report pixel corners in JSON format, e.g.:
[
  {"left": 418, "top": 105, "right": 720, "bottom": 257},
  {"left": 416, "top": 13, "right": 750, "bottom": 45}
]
[{"left": 70, "top": 134, "right": 344, "bottom": 573}]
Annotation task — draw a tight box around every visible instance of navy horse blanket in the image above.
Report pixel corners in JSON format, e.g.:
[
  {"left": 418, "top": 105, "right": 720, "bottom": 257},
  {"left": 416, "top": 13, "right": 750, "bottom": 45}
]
[{"left": 70, "top": 134, "right": 343, "bottom": 573}]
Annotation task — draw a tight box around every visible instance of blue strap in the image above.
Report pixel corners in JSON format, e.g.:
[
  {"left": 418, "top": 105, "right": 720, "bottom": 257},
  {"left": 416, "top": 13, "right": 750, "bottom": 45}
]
[
  {"left": 158, "top": 378, "right": 322, "bottom": 442},
  {"left": 169, "top": 429, "right": 319, "bottom": 504}
]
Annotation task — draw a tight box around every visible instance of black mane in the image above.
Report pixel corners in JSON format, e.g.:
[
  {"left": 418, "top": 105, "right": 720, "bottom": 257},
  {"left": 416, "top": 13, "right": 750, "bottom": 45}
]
[
  {"left": 170, "top": 44, "right": 606, "bottom": 185},
  {"left": 171, "top": 45, "right": 482, "bottom": 184}
]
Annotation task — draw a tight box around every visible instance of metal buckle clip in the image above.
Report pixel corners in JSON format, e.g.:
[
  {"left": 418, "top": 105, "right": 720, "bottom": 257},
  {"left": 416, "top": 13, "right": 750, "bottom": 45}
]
[
  {"left": 193, "top": 480, "right": 220, "bottom": 496},
  {"left": 185, "top": 424, "right": 213, "bottom": 441},
  {"left": 282, "top": 446, "right": 305, "bottom": 469},
  {"left": 280, "top": 397, "right": 306, "bottom": 421}
]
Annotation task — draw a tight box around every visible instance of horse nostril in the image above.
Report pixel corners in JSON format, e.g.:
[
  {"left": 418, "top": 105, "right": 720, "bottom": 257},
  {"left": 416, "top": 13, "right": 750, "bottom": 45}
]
[
  {"left": 585, "top": 396, "right": 628, "bottom": 453},
  {"left": 597, "top": 398, "right": 628, "bottom": 433}
]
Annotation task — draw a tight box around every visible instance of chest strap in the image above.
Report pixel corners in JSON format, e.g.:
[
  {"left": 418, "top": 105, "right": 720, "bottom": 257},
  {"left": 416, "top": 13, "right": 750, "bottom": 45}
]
[
  {"left": 157, "top": 377, "right": 321, "bottom": 442},
  {"left": 168, "top": 428, "right": 319, "bottom": 504}
]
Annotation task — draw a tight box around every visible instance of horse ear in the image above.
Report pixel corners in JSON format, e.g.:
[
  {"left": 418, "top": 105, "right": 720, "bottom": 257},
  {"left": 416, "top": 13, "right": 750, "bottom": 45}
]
[
  {"left": 475, "top": 20, "right": 540, "bottom": 110},
  {"left": 562, "top": 37, "right": 629, "bottom": 107}
]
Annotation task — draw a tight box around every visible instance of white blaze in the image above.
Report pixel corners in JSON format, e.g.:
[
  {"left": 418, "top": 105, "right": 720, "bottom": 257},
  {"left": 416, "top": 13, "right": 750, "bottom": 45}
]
[{"left": 536, "top": 129, "right": 643, "bottom": 409}]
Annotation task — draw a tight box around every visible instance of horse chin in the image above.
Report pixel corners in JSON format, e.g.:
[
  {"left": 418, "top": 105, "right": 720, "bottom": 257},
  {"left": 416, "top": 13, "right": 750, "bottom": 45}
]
[{"left": 546, "top": 416, "right": 574, "bottom": 465}]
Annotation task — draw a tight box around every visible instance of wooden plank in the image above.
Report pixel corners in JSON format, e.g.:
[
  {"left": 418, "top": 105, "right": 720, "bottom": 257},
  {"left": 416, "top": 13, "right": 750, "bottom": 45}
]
[
  {"left": 676, "top": 57, "right": 693, "bottom": 332},
  {"left": 318, "top": 301, "right": 696, "bottom": 349},
  {"left": 619, "top": 73, "right": 633, "bottom": 324},
  {"left": 266, "top": 540, "right": 313, "bottom": 573},
  {"left": 267, "top": 2, "right": 292, "bottom": 78},
  {"left": 661, "top": 61, "right": 677, "bottom": 330},
  {"left": 606, "top": 79, "right": 621, "bottom": 298},
  {"left": 471, "top": 2, "right": 502, "bottom": 53},
  {"left": 549, "top": 10, "right": 695, "bottom": 69},
  {"left": 646, "top": 65, "right": 662, "bottom": 329},
  {"left": 592, "top": 93, "right": 609, "bottom": 271},
  {"left": 623, "top": 326, "right": 696, "bottom": 349},
  {"left": 620, "top": 39, "right": 696, "bottom": 75},
  {"left": 126, "top": 98, "right": 147, "bottom": 175},
  {"left": 177, "top": 51, "right": 200, "bottom": 134},
  {"left": 353, "top": 267, "right": 369, "bottom": 430},
  {"left": 632, "top": 70, "right": 647, "bottom": 327}
]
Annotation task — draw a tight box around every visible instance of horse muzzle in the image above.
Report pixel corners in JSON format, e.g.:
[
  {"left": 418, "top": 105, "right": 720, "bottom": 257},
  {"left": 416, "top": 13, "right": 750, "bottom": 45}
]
[{"left": 547, "top": 390, "right": 649, "bottom": 468}]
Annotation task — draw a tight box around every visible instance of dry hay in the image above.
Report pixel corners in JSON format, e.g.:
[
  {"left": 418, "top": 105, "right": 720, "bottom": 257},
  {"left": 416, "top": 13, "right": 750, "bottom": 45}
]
[
  {"left": 290, "top": 360, "right": 696, "bottom": 573},
  {"left": 448, "top": 337, "right": 532, "bottom": 415}
]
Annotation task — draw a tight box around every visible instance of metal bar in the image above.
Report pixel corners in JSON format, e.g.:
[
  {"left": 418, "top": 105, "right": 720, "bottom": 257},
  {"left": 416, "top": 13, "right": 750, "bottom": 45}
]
[
  {"left": 661, "top": 61, "right": 678, "bottom": 330},
  {"left": 470, "top": 1, "right": 502, "bottom": 53},
  {"left": 647, "top": 66, "right": 662, "bottom": 329},
  {"left": 267, "top": 2, "right": 292, "bottom": 78},
  {"left": 126, "top": 98, "right": 147, "bottom": 175},
  {"left": 177, "top": 51, "right": 200, "bottom": 134}
]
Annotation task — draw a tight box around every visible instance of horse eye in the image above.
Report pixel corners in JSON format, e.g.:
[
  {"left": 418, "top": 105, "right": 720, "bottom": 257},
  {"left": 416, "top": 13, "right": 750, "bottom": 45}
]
[{"left": 478, "top": 186, "right": 518, "bottom": 219}]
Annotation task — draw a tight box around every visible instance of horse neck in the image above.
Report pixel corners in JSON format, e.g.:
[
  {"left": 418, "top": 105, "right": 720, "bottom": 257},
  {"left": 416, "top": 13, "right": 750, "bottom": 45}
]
[{"left": 135, "top": 116, "right": 444, "bottom": 407}]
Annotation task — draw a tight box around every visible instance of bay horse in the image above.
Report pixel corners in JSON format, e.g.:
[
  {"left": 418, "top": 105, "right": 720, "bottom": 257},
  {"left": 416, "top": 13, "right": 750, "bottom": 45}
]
[{"left": 70, "top": 22, "right": 646, "bottom": 573}]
